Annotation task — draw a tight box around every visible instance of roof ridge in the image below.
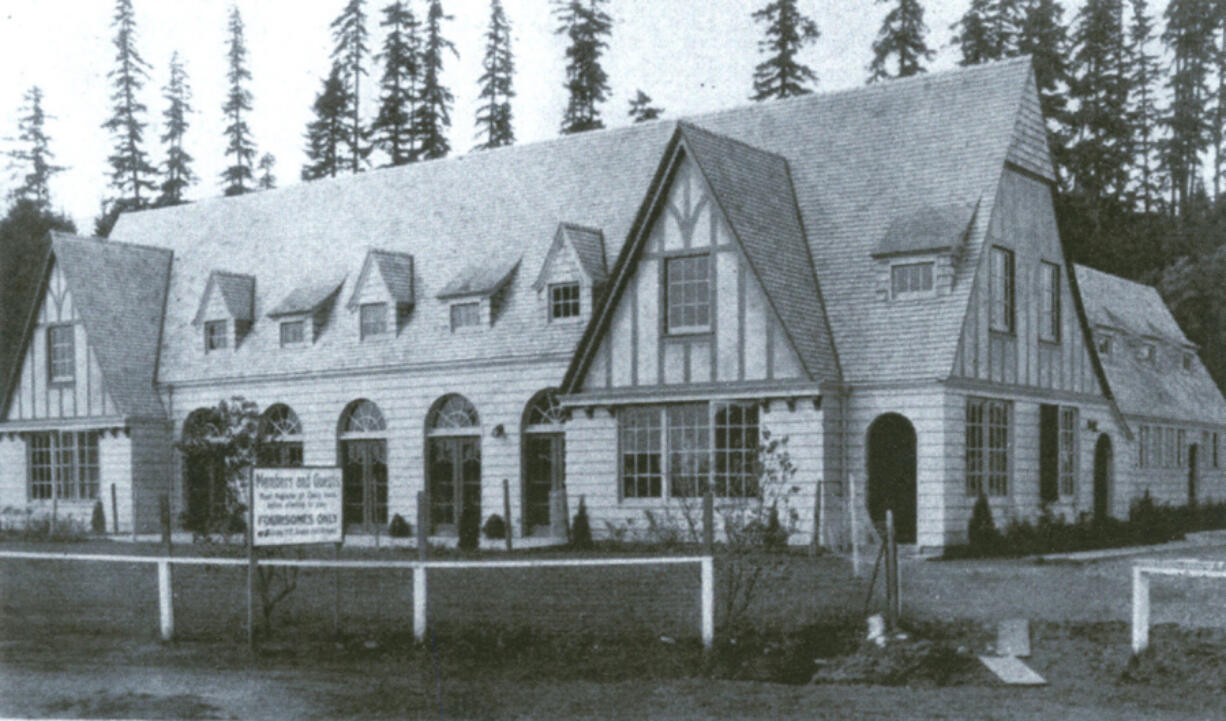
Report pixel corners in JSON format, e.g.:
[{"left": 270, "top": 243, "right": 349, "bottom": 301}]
[{"left": 676, "top": 120, "right": 789, "bottom": 163}]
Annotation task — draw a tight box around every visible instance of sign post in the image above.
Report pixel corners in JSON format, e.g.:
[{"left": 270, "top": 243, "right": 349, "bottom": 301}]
[{"left": 247, "top": 467, "right": 256, "bottom": 653}]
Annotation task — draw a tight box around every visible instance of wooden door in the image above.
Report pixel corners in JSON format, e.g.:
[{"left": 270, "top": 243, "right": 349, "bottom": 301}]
[
  {"left": 428, "top": 436, "right": 482, "bottom": 533},
  {"left": 1093, "top": 434, "right": 1112, "bottom": 521},
  {"left": 524, "top": 434, "right": 563, "bottom": 534},
  {"left": 1039, "top": 404, "right": 1059, "bottom": 505},
  {"left": 342, "top": 439, "right": 388, "bottom": 533},
  {"left": 866, "top": 414, "right": 917, "bottom": 544}
]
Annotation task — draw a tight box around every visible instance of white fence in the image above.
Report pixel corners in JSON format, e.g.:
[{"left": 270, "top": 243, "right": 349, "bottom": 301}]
[
  {"left": 0, "top": 550, "right": 715, "bottom": 648},
  {"left": 1131, "top": 559, "right": 1226, "bottom": 653}
]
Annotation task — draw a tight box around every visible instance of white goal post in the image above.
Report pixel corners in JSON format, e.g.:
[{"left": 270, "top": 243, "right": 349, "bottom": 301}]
[{"left": 1131, "top": 559, "right": 1226, "bottom": 653}]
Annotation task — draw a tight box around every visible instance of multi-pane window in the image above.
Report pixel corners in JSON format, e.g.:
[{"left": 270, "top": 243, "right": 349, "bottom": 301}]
[
  {"left": 1096, "top": 335, "right": 1112, "bottom": 357},
  {"left": 1178, "top": 429, "right": 1187, "bottom": 467},
  {"left": 280, "top": 320, "right": 305, "bottom": 346},
  {"left": 47, "top": 325, "right": 75, "bottom": 383},
  {"left": 966, "top": 397, "right": 1010, "bottom": 496},
  {"left": 1039, "top": 261, "right": 1061, "bottom": 342},
  {"left": 891, "top": 262, "right": 934, "bottom": 297},
  {"left": 27, "top": 431, "right": 99, "bottom": 501},
  {"left": 619, "top": 402, "right": 761, "bottom": 500},
  {"left": 1164, "top": 428, "right": 1176, "bottom": 467},
  {"left": 665, "top": 255, "right": 711, "bottom": 333},
  {"left": 204, "top": 320, "right": 228, "bottom": 352},
  {"left": 1138, "top": 426, "right": 1149, "bottom": 468},
  {"left": 549, "top": 282, "right": 581, "bottom": 320},
  {"left": 1059, "top": 407, "right": 1077, "bottom": 496},
  {"left": 360, "top": 302, "right": 388, "bottom": 339},
  {"left": 989, "top": 247, "right": 1015, "bottom": 334},
  {"left": 450, "top": 301, "right": 481, "bottom": 331}
]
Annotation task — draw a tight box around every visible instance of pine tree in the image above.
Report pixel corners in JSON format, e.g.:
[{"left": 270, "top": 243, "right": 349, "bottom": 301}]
[
  {"left": 474, "top": 0, "right": 515, "bottom": 150},
  {"left": 627, "top": 89, "right": 664, "bottom": 123},
  {"left": 415, "top": 0, "right": 457, "bottom": 159},
  {"left": 1126, "top": 0, "right": 1163, "bottom": 212},
  {"left": 303, "top": 65, "right": 349, "bottom": 181},
  {"left": 1162, "top": 0, "right": 1216, "bottom": 216},
  {"left": 751, "top": 0, "right": 820, "bottom": 100},
  {"left": 101, "top": 0, "right": 157, "bottom": 212},
  {"left": 1016, "top": 0, "right": 1072, "bottom": 183},
  {"left": 221, "top": 5, "right": 256, "bottom": 196},
  {"left": 157, "top": 51, "right": 195, "bottom": 207},
  {"left": 1068, "top": 0, "right": 1132, "bottom": 211},
  {"left": 868, "top": 0, "right": 934, "bottom": 82},
  {"left": 6, "top": 86, "right": 66, "bottom": 210},
  {"left": 555, "top": 0, "right": 612, "bottom": 132},
  {"left": 257, "top": 153, "right": 276, "bottom": 190},
  {"left": 1210, "top": 4, "right": 1226, "bottom": 200},
  {"left": 373, "top": 1, "right": 421, "bottom": 166},
  {"left": 330, "top": 0, "right": 371, "bottom": 173},
  {"left": 952, "top": 0, "right": 1019, "bottom": 65}
]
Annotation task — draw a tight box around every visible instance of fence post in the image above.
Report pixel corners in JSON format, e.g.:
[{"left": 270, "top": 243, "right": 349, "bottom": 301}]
[
  {"left": 702, "top": 490, "right": 714, "bottom": 553},
  {"left": 885, "top": 510, "right": 898, "bottom": 631},
  {"left": 502, "top": 478, "right": 513, "bottom": 551},
  {"left": 110, "top": 484, "right": 118, "bottom": 535},
  {"left": 157, "top": 559, "right": 174, "bottom": 641},
  {"left": 1132, "top": 566, "right": 1150, "bottom": 654},
  {"left": 416, "top": 490, "right": 428, "bottom": 562},
  {"left": 159, "top": 494, "right": 172, "bottom": 555},
  {"left": 700, "top": 556, "right": 714, "bottom": 649},
  {"left": 413, "top": 565, "right": 428, "bottom": 643},
  {"left": 849, "top": 473, "right": 861, "bottom": 578}
]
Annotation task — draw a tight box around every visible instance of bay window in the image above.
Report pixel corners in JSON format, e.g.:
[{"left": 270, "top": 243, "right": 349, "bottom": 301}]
[{"left": 619, "top": 402, "right": 760, "bottom": 500}]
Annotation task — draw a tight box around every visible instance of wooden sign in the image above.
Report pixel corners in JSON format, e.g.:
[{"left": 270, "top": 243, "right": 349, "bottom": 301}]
[{"left": 251, "top": 467, "right": 343, "bottom": 546}]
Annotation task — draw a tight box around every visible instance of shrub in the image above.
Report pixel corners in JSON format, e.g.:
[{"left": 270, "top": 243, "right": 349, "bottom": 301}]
[
  {"left": 458, "top": 505, "right": 481, "bottom": 551},
  {"left": 388, "top": 513, "right": 412, "bottom": 538},
  {"left": 762, "top": 501, "right": 789, "bottom": 551},
  {"left": 482, "top": 513, "right": 507, "bottom": 540},
  {"left": 90, "top": 500, "right": 107, "bottom": 535},
  {"left": 571, "top": 497, "right": 594, "bottom": 550},
  {"left": 966, "top": 493, "right": 999, "bottom": 552}
]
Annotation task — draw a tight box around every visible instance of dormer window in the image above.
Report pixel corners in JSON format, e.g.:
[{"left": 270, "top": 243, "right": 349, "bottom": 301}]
[
  {"left": 549, "top": 282, "right": 581, "bottom": 320},
  {"left": 665, "top": 254, "right": 711, "bottom": 334},
  {"left": 280, "top": 320, "right": 306, "bottom": 347},
  {"left": 891, "top": 262, "right": 933, "bottom": 298},
  {"left": 205, "top": 321, "right": 228, "bottom": 352},
  {"left": 450, "top": 302, "right": 481, "bottom": 331},
  {"left": 360, "top": 302, "right": 388, "bottom": 340}
]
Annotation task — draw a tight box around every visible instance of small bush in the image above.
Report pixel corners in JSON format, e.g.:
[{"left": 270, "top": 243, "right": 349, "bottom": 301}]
[
  {"left": 90, "top": 500, "right": 107, "bottom": 535},
  {"left": 458, "top": 505, "right": 481, "bottom": 551},
  {"left": 763, "top": 501, "right": 789, "bottom": 551},
  {"left": 388, "top": 513, "right": 412, "bottom": 538},
  {"left": 571, "top": 497, "right": 594, "bottom": 550},
  {"left": 966, "top": 493, "right": 999, "bottom": 552},
  {"left": 482, "top": 514, "right": 507, "bottom": 540}
]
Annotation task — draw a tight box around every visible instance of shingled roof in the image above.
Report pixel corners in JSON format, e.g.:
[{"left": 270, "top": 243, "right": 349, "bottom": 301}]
[
  {"left": 1075, "top": 264, "right": 1226, "bottom": 426},
  {"left": 194, "top": 270, "right": 254, "bottom": 324},
  {"left": 109, "top": 57, "right": 1040, "bottom": 386},
  {"left": 0, "top": 230, "right": 51, "bottom": 421},
  {"left": 2, "top": 233, "right": 172, "bottom": 420}
]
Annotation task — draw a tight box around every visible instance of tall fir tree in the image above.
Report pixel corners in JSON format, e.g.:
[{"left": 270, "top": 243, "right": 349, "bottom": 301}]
[
  {"left": 1161, "top": 0, "right": 1217, "bottom": 217},
  {"left": 952, "top": 0, "right": 1019, "bottom": 65},
  {"left": 1016, "top": 0, "right": 1072, "bottom": 183},
  {"left": 555, "top": 0, "right": 612, "bottom": 132},
  {"left": 868, "top": 0, "right": 934, "bottom": 82},
  {"left": 257, "top": 153, "right": 277, "bottom": 190},
  {"left": 1067, "top": 0, "right": 1132, "bottom": 212},
  {"left": 415, "top": 0, "right": 457, "bottom": 159},
  {"left": 474, "top": 0, "right": 515, "bottom": 150},
  {"left": 330, "top": 0, "right": 371, "bottom": 173},
  {"left": 303, "top": 65, "right": 350, "bottom": 180},
  {"left": 373, "top": 1, "right": 421, "bottom": 166},
  {"left": 157, "top": 51, "right": 195, "bottom": 207},
  {"left": 6, "top": 86, "right": 66, "bottom": 210},
  {"left": 101, "top": 0, "right": 157, "bottom": 215},
  {"left": 221, "top": 5, "right": 257, "bottom": 196},
  {"left": 1126, "top": 0, "right": 1163, "bottom": 212},
  {"left": 627, "top": 89, "right": 664, "bottom": 123},
  {"left": 1211, "top": 4, "right": 1226, "bottom": 200},
  {"left": 750, "top": 0, "right": 820, "bottom": 100}
]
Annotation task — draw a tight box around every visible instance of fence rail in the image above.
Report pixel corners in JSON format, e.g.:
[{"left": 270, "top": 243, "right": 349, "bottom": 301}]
[
  {"left": 1131, "top": 559, "right": 1226, "bottom": 653},
  {"left": 0, "top": 550, "right": 715, "bottom": 648}
]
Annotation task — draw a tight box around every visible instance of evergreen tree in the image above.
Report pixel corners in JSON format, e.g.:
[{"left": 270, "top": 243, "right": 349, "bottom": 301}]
[
  {"left": 952, "top": 0, "right": 1019, "bottom": 65},
  {"left": 330, "top": 0, "right": 371, "bottom": 173},
  {"left": 1211, "top": 4, "right": 1226, "bottom": 200},
  {"left": 6, "top": 86, "right": 66, "bottom": 210},
  {"left": 1067, "top": 0, "right": 1131, "bottom": 211},
  {"left": 257, "top": 153, "right": 277, "bottom": 190},
  {"left": 750, "top": 0, "right": 820, "bottom": 100},
  {"left": 868, "top": 0, "right": 934, "bottom": 82},
  {"left": 1126, "top": 0, "right": 1163, "bottom": 212},
  {"left": 101, "top": 0, "right": 157, "bottom": 212},
  {"left": 1016, "top": 0, "right": 1072, "bottom": 184},
  {"left": 157, "top": 51, "right": 195, "bottom": 207},
  {"left": 1161, "top": 0, "right": 1216, "bottom": 217},
  {"left": 627, "top": 89, "right": 664, "bottom": 123},
  {"left": 221, "top": 5, "right": 256, "bottom": 196},
  {"left": 555, "top": 0, "right": 612, "bottom": 132},
  {"left": 415, "top": 0, "right": 457, "bottom": 159},
  {"left": 302, "top": 65, "right": 349, "bottom": 181},
  {"left": 373, "top": 1, "right": 421, "bottom": 166},
  {"left": 474, "top": 0, "right": 515, "bottom": 150}
]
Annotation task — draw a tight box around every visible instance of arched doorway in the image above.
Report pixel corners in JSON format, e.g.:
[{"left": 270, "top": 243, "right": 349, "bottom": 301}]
[
  {"left": 866, "top": 413, "right": 917, "bottom": 544},
  {"left": 1093, "top": 434, "right": 1113, "bottom": 521},
  {"left": 338, "top": 399, "right": 388, "bottom": 534},
  {"left": 1188, "top": 443, "right": 1200, "bottom": 504},
  {"left": 522, "top": 389, "right": 565, "bottom": 536},
  {"left": 426, "top": 395, "right": 481, "bottom": 534},
  {"left": 181, "top": 408, "right": 226, "bottom": 533},
  {"left": 258, "top": 403, "right": 304, "bottom": 467}
]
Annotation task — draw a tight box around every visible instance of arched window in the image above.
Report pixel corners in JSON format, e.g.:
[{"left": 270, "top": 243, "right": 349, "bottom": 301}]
[
  {"left": 181, "top": 407, "right": 225, "bottom": 533},
  {"left": 182, "top": 408, "right": 221, "bottom": 442},
  {"left": 426, "top": 394, "right": 480, "bottom": 435},
  {"left": 339, "top": 399, "right": 387, "bottom": 437},
  {"left": 337, "top": 399, "right": 388, "bottom": 531},
  {"left": 523, "top": 389, "right": 565, "bottom": 429},
  {"left": 521, "top": 389, "right": 565, "bottom": 536},
  {"left": 258, "top": 403, "right": 304, "bottom": 467}
]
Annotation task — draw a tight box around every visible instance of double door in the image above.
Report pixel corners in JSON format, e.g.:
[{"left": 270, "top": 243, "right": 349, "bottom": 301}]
[
  {"left": 428, "top": 436, "right": 481, "bottom": 533},
  {"left": 523, "top": 434, "right": 564, "bottom": 535},
  {"left": 342, "top": 439, "right": 388, "bottom": 533}
]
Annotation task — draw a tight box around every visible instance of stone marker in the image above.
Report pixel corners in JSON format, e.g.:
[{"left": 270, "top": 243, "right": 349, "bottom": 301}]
[
  {"left": 978, "top": 655, "right": 1047, "bottom": 686},
  {"left": 997, "top": 618, "right": 1031, "bottom": 657}
]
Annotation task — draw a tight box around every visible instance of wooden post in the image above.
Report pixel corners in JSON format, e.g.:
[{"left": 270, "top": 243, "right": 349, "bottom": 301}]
[
  {"left": 159, "top": 494, "right": 172, "bottom": 554},
  {"left": 110, "top": 483, "right": 119, "bottom": 535},
  {"left": 413, "top": 565, "right": 428, "bottom": 643},
  {"left": 333, "top": 542, "right": 341, "bottom": 637},
  {"left": 502, "top": 478, "right": 513, "bottom": 551},
  {"left": 885, "top": 510, "right": 898, "bottom": 632},
  {"left": 247, "top": 467, "right": 257, "bottom": 653},
  {"left": 157, "top": 559, "right": 174, "bottom": 641},
  {"left": 700, "top": 556, "right": 714, "bottom": 649},
  {"left": 849, "top": 474, "right": 861, "bottom": 578},
  {"left": 1132, "top": 566, "right": 1150, "bottom": 654},
  {"left": 702, "top": 490, "right": 715, "bottom": 554},
  {"left": 416, "top": 490, "right": 428, "bottom": 562}
]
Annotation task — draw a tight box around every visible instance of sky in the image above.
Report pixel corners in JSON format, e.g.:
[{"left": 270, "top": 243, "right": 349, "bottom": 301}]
[{"left": 0, "top": 0, "right": 1172, "bottom": 230}]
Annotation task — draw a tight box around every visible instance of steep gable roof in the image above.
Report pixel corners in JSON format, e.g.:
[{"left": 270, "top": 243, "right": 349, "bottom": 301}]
[
  {"left": 534, "top": 223, "right": 609, "bottom": 289},
  {"left": 1075, "top": 264, "right": 1226, "bottom": 425},
  {"left": 2, "top": 233, "right": 172, "bottom": 420},
  {"left": 348, "top": 249, "right": 414, "bottom": 309},
  {"left": 193, "top": 270, "right": 254, "bottom": 324}
]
